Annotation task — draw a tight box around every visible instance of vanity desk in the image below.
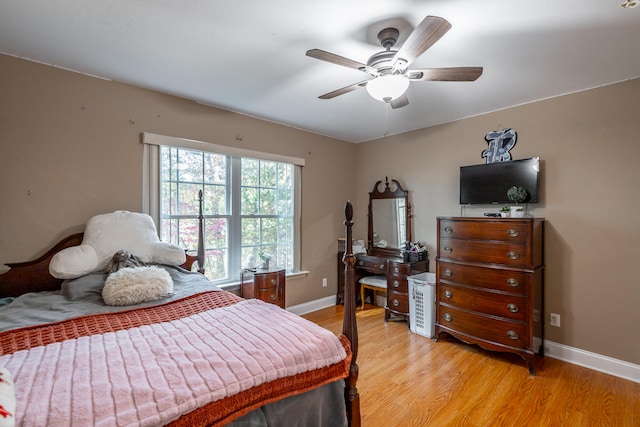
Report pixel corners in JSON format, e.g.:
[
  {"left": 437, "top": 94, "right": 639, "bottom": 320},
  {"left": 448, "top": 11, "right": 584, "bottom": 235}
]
[
  {"left": 337, "top": 177, "right": 428, "bottom": 323},
  {"left": 336, "top": 252, "right": 428, "bottom": 320}
]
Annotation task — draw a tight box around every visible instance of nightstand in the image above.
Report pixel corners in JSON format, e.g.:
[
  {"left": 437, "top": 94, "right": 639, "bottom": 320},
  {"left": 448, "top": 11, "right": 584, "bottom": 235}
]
[{"left": 241, "top": 267, "right": 286, "bottom": 308}]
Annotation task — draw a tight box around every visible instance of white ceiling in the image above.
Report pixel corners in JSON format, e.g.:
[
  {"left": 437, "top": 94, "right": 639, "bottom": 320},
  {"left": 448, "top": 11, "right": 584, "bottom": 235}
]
[{"left": 1, "top": 1, "right": 639, "bottom": 143}]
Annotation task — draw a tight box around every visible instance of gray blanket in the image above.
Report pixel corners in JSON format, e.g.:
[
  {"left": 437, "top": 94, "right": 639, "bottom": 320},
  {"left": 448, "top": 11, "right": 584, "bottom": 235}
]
[{"left": 0, "top": 265, "right": 219, "bottom": 332}]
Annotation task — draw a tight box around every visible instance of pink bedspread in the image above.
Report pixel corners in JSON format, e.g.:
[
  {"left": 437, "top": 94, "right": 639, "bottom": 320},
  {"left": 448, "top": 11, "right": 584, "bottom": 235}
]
[{"left": 0, "top": 296, "right": 349, "bottom": 426}]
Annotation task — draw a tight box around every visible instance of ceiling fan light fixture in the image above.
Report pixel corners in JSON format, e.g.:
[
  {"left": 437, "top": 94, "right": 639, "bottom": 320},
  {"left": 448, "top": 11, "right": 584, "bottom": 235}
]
[{"left": 366, "top": 75, "right": 410, "bottom": 102}]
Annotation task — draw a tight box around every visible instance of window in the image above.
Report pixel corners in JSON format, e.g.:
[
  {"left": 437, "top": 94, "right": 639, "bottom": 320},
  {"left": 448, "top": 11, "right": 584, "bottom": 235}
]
[{"left": 142, "top": 133, "right": 303, "bottom": 285}]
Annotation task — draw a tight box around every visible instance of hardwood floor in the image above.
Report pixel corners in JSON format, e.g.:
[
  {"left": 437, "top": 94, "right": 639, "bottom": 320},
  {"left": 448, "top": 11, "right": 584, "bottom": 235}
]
[{"left": 303, "top": 305, "right": 639, "bottom": 427}]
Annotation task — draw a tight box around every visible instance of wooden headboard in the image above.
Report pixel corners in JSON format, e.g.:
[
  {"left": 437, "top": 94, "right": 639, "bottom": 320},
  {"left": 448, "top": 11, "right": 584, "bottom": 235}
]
[
  {"left": 0, "top": 233, "right": 84, "bottom": 298},
  {"left": 0, "top": 233, "right": 201, "bottom": 299}
]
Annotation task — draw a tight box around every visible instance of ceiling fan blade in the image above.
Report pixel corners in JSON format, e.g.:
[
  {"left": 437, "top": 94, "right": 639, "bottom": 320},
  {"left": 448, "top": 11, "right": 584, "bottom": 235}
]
[
  {"left": 390, "top": 94, "right": 409, "bottom": 109},
  {"left": 391, "top": 16, "right": 452, "bottom": 73},
  {"left": 408, "top": 67, "right": 483, "bottom": 81},
  {"left": 306, "top": 49, "right": 377, "bottom": 75},
  {"left": 318, "top": 80, "right": 369, "bottom": 99}
]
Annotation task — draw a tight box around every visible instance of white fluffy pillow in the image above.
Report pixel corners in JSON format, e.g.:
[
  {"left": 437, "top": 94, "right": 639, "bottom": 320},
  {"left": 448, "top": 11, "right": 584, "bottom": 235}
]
[
  {"left": 49, "top": 244, "right": 98, "bottom": 279},
  {"left": 102, "top": 266, "right": 174, "bottom": 306},
  {"left": 50, "top": 211, "right": 186, "bottom": 279}
]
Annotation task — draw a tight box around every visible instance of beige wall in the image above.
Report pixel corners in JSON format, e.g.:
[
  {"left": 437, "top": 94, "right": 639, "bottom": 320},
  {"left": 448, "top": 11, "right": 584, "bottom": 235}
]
[
  {"left": 2, "top": 53, "right": 638, "bottom": 365},
  {"left": 354, "top": 78, "right": 640, "bottom": 365},
  {"left": 0, "top": 54, "right": 356, "bottom": 307}
]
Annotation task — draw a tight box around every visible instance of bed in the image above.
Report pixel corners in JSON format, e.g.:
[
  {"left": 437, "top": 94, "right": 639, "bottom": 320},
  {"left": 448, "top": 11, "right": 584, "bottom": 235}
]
[{"left": 0, "top": 203, "right": 361, "bottom": 427}]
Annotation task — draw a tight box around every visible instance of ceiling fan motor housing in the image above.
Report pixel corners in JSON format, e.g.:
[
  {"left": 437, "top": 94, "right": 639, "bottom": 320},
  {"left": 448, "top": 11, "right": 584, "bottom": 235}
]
[
  {"left": 367, "top": 50, "right": 397, "bottom": 73},
  {"left": 367, "top": 27, "right": 401, "bottom": 74}
]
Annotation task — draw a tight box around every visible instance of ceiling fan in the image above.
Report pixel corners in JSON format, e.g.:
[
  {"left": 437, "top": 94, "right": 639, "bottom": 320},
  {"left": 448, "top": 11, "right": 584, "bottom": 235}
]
[{"left": 306, "top": 15, "right": 483, "bottom": 109}]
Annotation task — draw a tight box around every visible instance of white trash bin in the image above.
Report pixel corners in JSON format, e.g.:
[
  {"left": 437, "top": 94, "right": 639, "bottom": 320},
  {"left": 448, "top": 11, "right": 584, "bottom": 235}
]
[{"left": 408, "top": 272, "right": 436, "bottom": 338}]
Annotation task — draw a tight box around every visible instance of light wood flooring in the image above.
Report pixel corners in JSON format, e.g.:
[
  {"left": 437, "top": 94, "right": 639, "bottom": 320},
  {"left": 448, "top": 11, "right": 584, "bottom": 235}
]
[{"left": 303, "top": 304, "right": 639, "bottom": 427}]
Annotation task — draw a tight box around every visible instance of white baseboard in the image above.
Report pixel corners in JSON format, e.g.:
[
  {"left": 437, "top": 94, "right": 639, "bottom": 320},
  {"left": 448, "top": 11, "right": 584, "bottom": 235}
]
[
  {"left": 287, "top": 295, "right": 336, "bottom": 316},
  {"left": 288, "top": 296, "right": 639, "bottom": 383},
  {"left": 543, "top": 340, "right": 639, "bottom": 383}
]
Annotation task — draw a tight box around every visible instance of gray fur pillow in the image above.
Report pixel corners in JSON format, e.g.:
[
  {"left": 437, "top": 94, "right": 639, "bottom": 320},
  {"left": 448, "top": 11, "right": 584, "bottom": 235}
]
[{"left": 102, "top": 266, "right": 174, "bottom": 306}]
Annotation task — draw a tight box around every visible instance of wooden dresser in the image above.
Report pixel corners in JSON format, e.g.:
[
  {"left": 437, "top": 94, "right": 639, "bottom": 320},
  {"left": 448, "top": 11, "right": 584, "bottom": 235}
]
[
  {"left": 434, "top": 217, "right": 544, "bottom": 374},
  {"left": 241, "top": 268, "right": 286, "bottom": 309}
]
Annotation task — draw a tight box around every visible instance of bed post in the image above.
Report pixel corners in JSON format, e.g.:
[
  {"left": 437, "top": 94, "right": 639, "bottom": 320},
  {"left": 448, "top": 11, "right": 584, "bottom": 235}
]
[
  {"left": 342, "top": 201, "right": 361, "bottom": 427},
  {"left": 196, "top": 189, "right": 206, "bottom": 274}
]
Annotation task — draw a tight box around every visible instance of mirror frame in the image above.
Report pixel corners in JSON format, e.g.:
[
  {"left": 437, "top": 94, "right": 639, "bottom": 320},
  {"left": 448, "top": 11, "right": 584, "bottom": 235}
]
[{"left": 367, "top": 177, "right": 412, "bottom": 258}]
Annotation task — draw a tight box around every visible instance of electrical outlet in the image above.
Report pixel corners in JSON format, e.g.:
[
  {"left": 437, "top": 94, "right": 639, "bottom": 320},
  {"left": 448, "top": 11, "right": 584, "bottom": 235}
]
[
  {"left": 550, "top": 313, "right": 561, "bottom": 327},
  {"left": 322, "top": 278, "right": 328, "bottom": 287}
]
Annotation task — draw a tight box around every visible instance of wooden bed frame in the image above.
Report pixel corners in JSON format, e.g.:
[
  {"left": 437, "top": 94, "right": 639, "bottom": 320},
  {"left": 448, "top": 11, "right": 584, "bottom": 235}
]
[{"left": 0, "top": 201, "right": 361, "bottom": 426}]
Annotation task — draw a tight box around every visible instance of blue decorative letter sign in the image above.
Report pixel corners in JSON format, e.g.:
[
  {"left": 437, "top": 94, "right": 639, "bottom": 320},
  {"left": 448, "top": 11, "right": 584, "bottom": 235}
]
[{"left": 482, "top": 128, "right": 517, "bottom": 163}]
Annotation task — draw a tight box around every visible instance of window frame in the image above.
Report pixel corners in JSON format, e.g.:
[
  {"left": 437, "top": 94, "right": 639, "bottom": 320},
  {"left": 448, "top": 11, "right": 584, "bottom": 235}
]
[{"left": 142, "top": 132, "right": 304, "bottom": 284}]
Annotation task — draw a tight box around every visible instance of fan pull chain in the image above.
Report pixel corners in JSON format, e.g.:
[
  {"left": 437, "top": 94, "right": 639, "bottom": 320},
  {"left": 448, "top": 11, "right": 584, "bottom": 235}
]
[{"left": 384, "top": 102, "right": 390, "bottom": 137}]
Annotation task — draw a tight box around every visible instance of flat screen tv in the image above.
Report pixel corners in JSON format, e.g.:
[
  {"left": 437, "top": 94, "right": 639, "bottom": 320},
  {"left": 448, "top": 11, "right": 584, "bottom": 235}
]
[{"left": 460, "top": 157, "right": 540, "bottom": 205}]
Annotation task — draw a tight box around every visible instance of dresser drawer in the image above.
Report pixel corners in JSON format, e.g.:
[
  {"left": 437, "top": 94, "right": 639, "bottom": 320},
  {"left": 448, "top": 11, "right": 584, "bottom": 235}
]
[
  {"left": 356, "top": 255, "right": 387, "bottom": 274},
  {"left": 438, "top": 305, "right": 528, "bottom": 349},
  {"left": 387, "top": 292, "right": 409, "bottom": 313},
  {"left": 439, "top": 238, "right": 532, "bottom": 269},
  {"left": 388, "top": 260, "right": 412, "bottom": 277},
  {"left": 439, "top": 284, "right": 528, "bottom": 322},
  {"left": 440, "top": 219, "right": 530, "bottom": 243},
  {"left": 388, "top": 276, "right": 408, "bottom": 293},
  {"left": 438, "top": 261, "right": 530, "bottom": 294}
]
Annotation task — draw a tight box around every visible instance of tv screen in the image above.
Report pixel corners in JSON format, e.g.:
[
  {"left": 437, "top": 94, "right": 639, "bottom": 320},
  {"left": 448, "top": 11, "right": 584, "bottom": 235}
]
[{"left": 460, "top": 157, "right": 540, "bottom": 204}]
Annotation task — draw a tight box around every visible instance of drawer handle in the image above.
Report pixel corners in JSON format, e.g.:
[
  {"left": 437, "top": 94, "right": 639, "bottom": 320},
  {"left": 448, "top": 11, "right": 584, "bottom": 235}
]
[
  {"left": 444, "top": 246, "right": 453, "bottom": 253},
  {"left": 393, "top": 280, "right": 400, "bottom": 288},
  {"left": 444, "top": 226, "right": 453, "bottom": 234},
  {"left": 444, "top": 290, "right": 452, "bottom": 299},
  {"left": 507, "top": 303, "right": 519, "bottom": 313},
  {"left": 507, "top": 278, "right": 520, "bottom": 287},
  {"left": 379, "top": 264, "right": 385, "bottom": 270},
  {"left": 507, "top": 330, "right": 519, "bottom": 340},
  {"left": 394, "top": 267, "right": 400, "bottom": 273},
  {"left": 444, "top": 313, "right": 452, "bottom": 322},
  {"left": 392, "top": 299, "right": 400, "bottom": 307},
  {"left": 358, "top": 261, "right": 364, "bottom": 266},
  {"left": 270, "top": 279, "right": 276, "bottom": 285},
  {"left": 269, "top": 293, "right": 277, "bottom": 301},
  {"left": 444, "top": 268, "right": 452, "bottom": 277},
  {"left": 507, "top": 251, "right": 519, "bottom": 260},
  {"left": 507, "top": 229, "right": 520, "bottom": 238}
]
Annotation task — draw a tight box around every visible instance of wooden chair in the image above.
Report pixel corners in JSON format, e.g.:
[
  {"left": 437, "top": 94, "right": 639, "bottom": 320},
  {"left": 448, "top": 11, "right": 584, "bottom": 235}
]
[{"left": 359, "top": 275, "right": 387, "bottom": 310}]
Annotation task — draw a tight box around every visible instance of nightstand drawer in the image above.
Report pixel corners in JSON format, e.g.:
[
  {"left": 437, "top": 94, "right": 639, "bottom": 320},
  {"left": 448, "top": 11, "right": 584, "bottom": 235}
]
[
  {"left": 256, "top": 288, "right": 280, "bottom": 304},
  {"left": 254, "top": 275, "right": 280, "bottom": 289}
]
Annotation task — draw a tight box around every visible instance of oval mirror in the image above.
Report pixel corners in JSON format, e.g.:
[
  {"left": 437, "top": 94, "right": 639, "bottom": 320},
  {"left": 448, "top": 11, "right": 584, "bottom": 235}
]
[{"left": 367, "top": 177, "right": 412, "bottom": 257}]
